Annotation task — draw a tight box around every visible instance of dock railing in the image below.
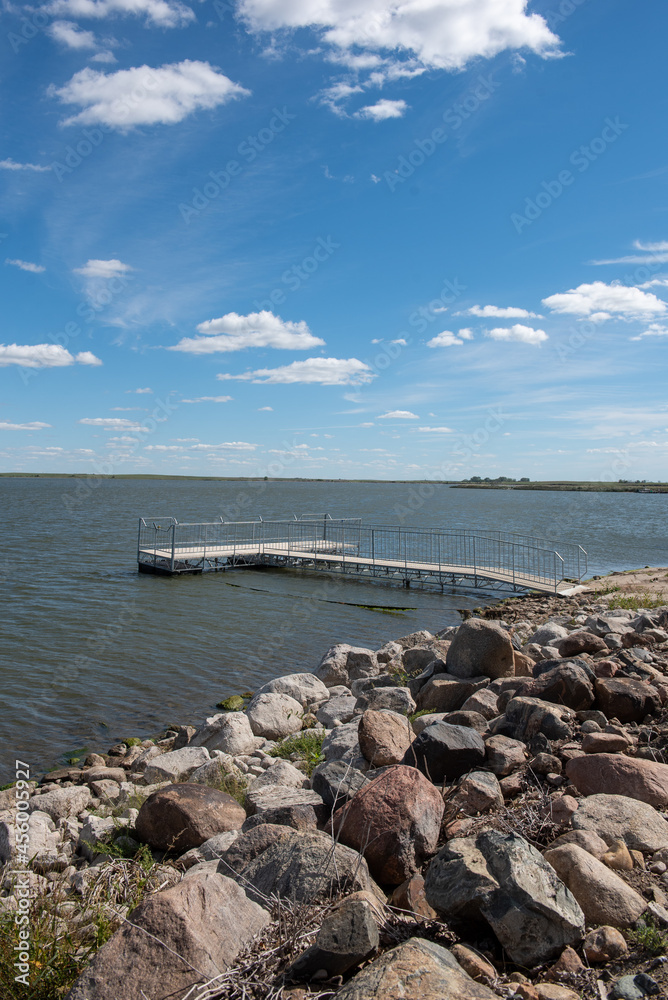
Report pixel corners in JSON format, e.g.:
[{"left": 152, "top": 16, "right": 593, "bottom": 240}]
[{"left": 138, "top": 515, "right": 587, "bottom": 591}]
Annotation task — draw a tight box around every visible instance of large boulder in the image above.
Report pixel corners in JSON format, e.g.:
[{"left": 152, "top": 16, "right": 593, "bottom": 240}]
[
  {"left": 216, "top": 824, "right": 293, "bottom": 875},
  {"left": 0, "top": 809, "right": 64, "bottom": 866},
  {"left": 415, "top": 674, "right": 488, "bottom": 713},
  {"left": 526, "top": 623, "right": 569, "bottom": 647},
  {"left": 143, "top": 746, "right": 211, "bottom": 784},
  {"left": 557, "top": 631, "right": 609, "bottom": 657},
  {"left": 403, "top": 722, "right": 485, "bottom": 783},
  {"left": 424, "top": 830, "right": 584, "bottom": 967},
  {"left": 190, "top": 712, "right": 263, "bottom": 755},
  {"left": 287, "top": 896, "right": 380, "bottom": 980},
  {"left": 135, "top": 784, "right": 246, "bottom": 852},
  {"left": 544, "top": 844, "right": 647, "bottom": 927},
  {"left": 503, "top": 696, "right": 574, "bottom": 741},
  {"left": 594, "top": 677, "right": 661, "bottom": 723},
  {"left": 445, "top": 771, "right": 503, "bottom": 818},
  {"left": 446, "top": 619, "right": 515, "bottom": 679},
  {"left": 317, "top": 692, "right": 357, "bottom": 727},
  {"left": 65, "top": 872, "right": 268, "bottom": 1000},
  {"left": 244, "top": 759, "right": 308, "bottom": 812},
  {"left": 254, "top": 672, "right": 329, "bottom": 708},
  {"left": 334, "top": 938, "right": 498, "bottom": 1000},
  {"left": 27, "top": 786, "right": 91, "bottom": 821},
  {"left": 516, "top": 662, "right": 595, "bottom": 712},
  {"left": 227, "top": 829, "right": 379, "bottom": 906},
  {"left": 331, "top": 765, "right": 444, "bottom": 885},
  {"left": 565, "top": 754, "right": 668, "bottom": 809},
  {"left": 315, "top": 645, "right": 379, "bottom": 687},
  {"left": 321, "top": 721, "right": 363, "bottom": 764},
  {"left": 571, "top": 793, "right": 668, "bottom": 853},
  {"left": 485, "top": 735, "right": 527, "bottom": 776},
  {"left": 358, "top": 710, "right": 414, "bottom": 766},
  {"left": 245, "top": 692, "right": 304, "bottom": 740},
  {"left": 311, "top": 760, "right": 369, "bottom": 810}
]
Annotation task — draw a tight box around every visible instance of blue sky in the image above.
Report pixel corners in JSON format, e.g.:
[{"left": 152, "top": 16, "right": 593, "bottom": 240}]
[{"left": 1, "top": 0, "right": 667, "bottom": 481}]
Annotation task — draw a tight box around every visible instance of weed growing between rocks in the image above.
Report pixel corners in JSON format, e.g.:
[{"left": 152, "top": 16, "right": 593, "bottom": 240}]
[
  {"left": 628, "top": 916, "right": 668, "bottom": 956},
  {"left": 607, "top": 591, "right": 668, "bottom": 611},
  {"left": 268, "top": 731, "right": 326, "bottom": 776}
]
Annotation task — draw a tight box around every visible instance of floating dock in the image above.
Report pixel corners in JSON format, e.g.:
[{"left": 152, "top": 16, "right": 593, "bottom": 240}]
[{"left": 137, "top": 514, "right": 587, "bottom": 595}]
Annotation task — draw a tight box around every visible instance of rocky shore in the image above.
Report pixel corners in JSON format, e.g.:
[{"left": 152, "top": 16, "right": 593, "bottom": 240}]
[{"left": 3, "top": 577, "right": 668, "bottom": 1000}]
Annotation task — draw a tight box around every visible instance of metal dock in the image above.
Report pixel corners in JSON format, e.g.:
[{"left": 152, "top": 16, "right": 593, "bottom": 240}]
[{"left": 137, "top": 514, "right": 587, "bottom": 595}]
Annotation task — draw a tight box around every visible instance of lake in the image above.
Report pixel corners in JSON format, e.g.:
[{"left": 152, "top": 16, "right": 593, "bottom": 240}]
[{"left": 1, "top": 476, "right": 666, "bottom": 782}]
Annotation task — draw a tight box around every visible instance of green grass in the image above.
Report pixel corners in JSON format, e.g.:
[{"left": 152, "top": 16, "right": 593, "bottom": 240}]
[
  {"left": 628, "top": 917, "right": 668, "bottom": 955},
  {"left": 212, "top": 772, "right": 249, "bottom": 807},
  {"left": 268, "top": 730, "right": 326, "bottom": 776},
  {"left": 607, "top": 591, "right": 668, "bottom": 610},
  {"left": 124, "top": 737, "right": 143, "bottom": 747},
  {"left": 408, "top": 708, "right": 433, "bottom": 723}
]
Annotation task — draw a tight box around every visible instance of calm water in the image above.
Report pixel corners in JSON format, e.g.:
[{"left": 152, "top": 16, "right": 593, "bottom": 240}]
[{"left": 1, "top": 477, "right": 667, "bottom": 783}]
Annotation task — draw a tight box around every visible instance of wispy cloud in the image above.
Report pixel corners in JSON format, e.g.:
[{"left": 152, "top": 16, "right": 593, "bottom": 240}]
[
  {"left": 378, "top": 410, "right": 419, "bottom": 419},
  {"left": 590, "top": 240, "right": 668, "bottom": 266},
  {"left": 181, "top": 395, "right": 233, "bottom": 403},
  {"left": 418, "top": 425, "right": 453, "bottom": 433},
  {"left": 5, "top": 259, "right": 45, "bottom": 274},
  {"left": 79, "top": 417, "right": 147, "bottom": 431},
  {"left": 0, "top": 421, "right": 51, "bottom": 430},
  {"left": 217, "top": 357, "right": 375, "bottom": 385},
  {"left": 463, "top": 304, "right": 541, "bottom": 318},
  {"left": 45, "top": 0, "right": 195, "bottom": 29},
  {"left": 0, "top": 158, "right": 50, "bottom": 172}
]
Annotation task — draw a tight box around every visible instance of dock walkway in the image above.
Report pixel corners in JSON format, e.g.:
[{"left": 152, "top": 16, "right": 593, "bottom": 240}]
[{"left": 137, "top": 515, "right": 587, "bottom": 595}]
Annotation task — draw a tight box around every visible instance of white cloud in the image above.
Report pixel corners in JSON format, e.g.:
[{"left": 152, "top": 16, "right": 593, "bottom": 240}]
[
  {"left": 0, "top": 344, "right": 102, "bottom": 368},
  {"left": 418, "top": 426, "right": 454, "bottom": 433},
  {"left": 189, "top": 441, "right": 257, "bottom": 451},
  {"left": 216, "top": 357, "right": 375, "bottom": 385},
  {"left": 465, "top": 304, "right": 541, "bottom": 318},
  {"left": 79, "top": 417, "right": 147, "bottom": 431},
  {"left": 74, "top": 258, "right": 132, "bottom": 279},
  {"left": 354, "top": 99, "right": 408, "bottom": 121},
  {"left": 5, "top": 259, "right": 45, "bottom": 274},
  {"left": 458, "top": 328, "right": 474, "bottom": 339},
  {"left": 390, "top": 338, "right": 407, "bottom": 345},
  {"left": 378, "top": 410, "right": 419, "bottom": 419},
  {"left": 590, "top": 240, "right": 668, "bottom": 266},
  {"left": 638, "top": 277, "right": 668, "bottom": 289},
  {"left": 427, "top": 330, "right": 465, "bottom": 347},
  {"left": 126, "top": 387, "right": 152, "bottom": 394},
  {"left": 238, "top": 0, "right": 560, "bottom": 76},
  {"left": 45, "top": 0, "right": 195, "bottom": 29},
  {"left": 0, "top": 158, "right": 50, "bottom": 172},
  {"left": 49, "top": 19, "right": 98, "bottom": 48},
  {"left": 0, "top": 421, "right": 51, "bottom": 431},
  {"left": 487, "top": 324, "right": 548, "bottom": 345},
  {"left": 49, "top": 61, "right": 250, "bottom": 130},
  {"left": 258, "top": 406, "right": 273, "bottom": 411},
  {"left": 181, "top": 395, "right": 233, "bottom": 403},
  {"left": 542, "top": 281, "right": 667, "bottom": 320},
  {"left": 171, "top": 311, "right": 324, "bottom": 354},
  {"left": 630, "top": 323, "right": 668, "bottom": 341},
  {"left": 359, "top": 422, "right": 374, "bottom": 427}
]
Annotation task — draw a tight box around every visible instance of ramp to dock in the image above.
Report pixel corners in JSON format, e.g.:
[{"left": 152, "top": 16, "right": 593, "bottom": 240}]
[{"left": 137, "top": 515, "right": 587, "bottom": 595}]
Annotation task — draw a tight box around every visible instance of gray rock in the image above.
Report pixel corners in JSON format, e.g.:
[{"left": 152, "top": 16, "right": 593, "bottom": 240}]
[
  {"left": 503, "top": 696, "right": 574, "bottom": 741},
  {"left": 485, "top": 735, "right": 527, "bottom": 776},
  {"left": 65, "top": 872, "right": 269, "bottom": 1000},
  {"left": 461, "top": 687, "right": 499, "bottom": 720},
  {"left": 412, "top": 712, "right": 447, "bottom": 735},
  {"left": 402, "top": 642, "right": 450, "bottom": 672},
  {"left": 254, "top": 672, "right": 330, "bottom": 708},
  {"left": 415, "top": 673, "right": 488, "bottom": 713},
  {"left": 526, "top": 622, "right": 569, "bottom": 646},
  {"left": 177, "top": 831, "right": 239, "bottom": 869},
  {"left": 356, "top": 686, "right": 416, "bottom": 716},
  {"left": 27, "top": 786, "right": 92, "bottom": 821},
  {"left": 446, "top": 619, "right": 515, "bottom": 679},
  {"left": 190, "top": 712, "right": 263, "bottom": 755},
  {"left": 610, "top": 973, "right": 660, "bottom": 999},
  {"left": 247, "top": 787, "right": 326, "bottom": 822},
  {"left": 445, "top": 771, "right": 503, "bottom": 817},
  {"left": 321, "top": 721, "right": 361, "bottom": 762},
  {"left": 246, "top": 693, "right": 304, "bottom": 740},
  {"left": 217, "top": 824, "right": 293, "bottom": 875},
  {"left": 572, "top": 793, "right": 668, "bottom": 853},
  {"left": 403, "top": 722, "right": 485, "bottom": 783},
  {"left": 315, "top": 644, "right": 380, "bottom": 687},
  {"left": 0, "top": 809, "right": 62, "bottom": 865},
  {"left": 317, "top": 693, "right": 358, "bottom": 726},
  {"left": 287, "top": 897, "right": 379, "bottom": 980},
  {"left": 143, "top": 746, "right": 211, "bottom": 784},
  {"left": 350, "top": 673, "right": 398, "bottom": 698},
  {"left": 77, "top": 816, "right": 118, "bottom": 860},
  {"left": 311, "top": 760, "right": 369, "bottom": 810},
  {"left": 424, "top": 830, "right": 584, "bottom": 966}
]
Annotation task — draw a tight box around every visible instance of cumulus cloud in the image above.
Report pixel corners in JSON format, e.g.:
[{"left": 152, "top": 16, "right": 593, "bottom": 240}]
[
  {"left": 238, "top": 0, "right": 560, "bottom": 77},
  {"left": 45, "top": 0, "right": 195, "bottom": 29},
  {"left": 74, "top": 258, "right": 132, "bottom": 279},
  {"left": 5, "top": 259, "right": 45, "bottom": 273},
  {"left": 181, "top": 395, "right": 233, "bottom": 403},
  {"left": 487, "top": 324, "right": 548, "bottom": 345},
  {"left": 378, "top": 410, "right": 419, "bottom": 419},
  {"left": 354, "top": 99, "right": 408, "bottom": 121},
  {"left": 216, "top": 357, "right": 375, "bottom": 385},
  {"left": 464, "top": 304, "right": 541, "bottom": 318},
  {"left": 49, "top": 60, "right": 250, "bottom": 130},
  {"left": 0, "top": 158, "right": 50, "bottom": 172},
  {"left": 0, "top": 421, "right": 51, "bottom": 430},
  {"left": 427, "top": 330, "right": 466, "bottom": 347},
  {"left": 0, "top": 344, "right": 102, "bottom": 368},
  {"left": 418, "top": 426, "right": 453, "bottom": 433},
  {"left": 79, "top": 417, "right": 147, "bottom": 431},
  {"left": 630, "top": 323, "right": 668, "bottom": 341},
  {"left": 542, "top": 281, "right": 667, "bottom": 320},
  {"left": 590, "top": 240, "right": 668, "bottom": 266},
  {"left": 49, "top": 19, "right": 98, "bottom": 48},
  {"left": 171, "top": 311, "right": 324, "bottom": 354}
]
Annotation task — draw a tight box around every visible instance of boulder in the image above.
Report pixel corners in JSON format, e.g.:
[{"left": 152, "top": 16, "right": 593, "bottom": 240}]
[
  {"left": 443, "top": 710, "right": 488, "bottom": 733},
  {"left": 142, "top": 746, "right": 211, "bottom": 784},
  {"left": 190, "top": 712, "right": 263, "bottom": 755},
  {"left": 551, "top": 829, "right": 609, "bottom": 859},
  {"left": 513, "top": 650, "right": 535, "bottom": 677},
  {"left": 254, "top": 672, "right": 329, "bottom": 708},
  {"left": 425, "top": 830, "right": 584, "bottom": 966},
  {"left": 246, "top": 787, "right": 325, "bottom": 821},
  {"left": 331, "top": 765, "right": 444, "bottom": 884},
  {"left": 516, "top": 662, "right": 594, "bottom": 712},
  {"left": 565, "top": 754, "right": 668, "bottom": 808},
  {"left": 27, "top": 786, "right": 91, "bottom": 821},
  {"left": 245, "top": 693, "right": 303, "bottom": 740},
  {"left": 544, "top": 843, "right": 647, "bottom": 927},
  {"left": 65, "top": 872, "right": 268, "bottom": 1000},
  {"left": 485, "top": 735, "right": 527, "bottom": 776},
  {"left": 390, "top": 875, "right": 437, "bottom": 919},
  {"left": 526, "top": 623, "right": 569, "bottom": 647},
  {"left": 504, "top": 697, "right": 573, "bottom": 741},
  {"left": 412, "top": 712, "right": 447, "bottom": 734},
  {"left": 311, "top": 760, "right": 369, "bottom": 810},
  {"left": 584, "top": 925, "right": 629, "bottom": 963},
  {"left": 80, "top": 766, "right": 127, "bottom": 784},
  {"left": 216, "top": 824, "right": 293, "bottom": 875},
  {"left": 0, "top": 809, "right": 63, "bottom": 866},
  {"left": 402, "top": 641, "right": 451, "bottom": 672},
  {"left": 315, "top": 644, "right": 379, "bottom": 687},
  {"left": 582, "top": 732, "right": 632, "bottom": 753},
  {"left": 403, "top": 722, "right": 485, "bottom": 783},
  {"left": 287, "top": 896, "right": 379, "bottom": 980},
  {"left": 415, "top": 674, "right": 488, "bottom": 713},
  {"left": 356, "top": 686, "right": 416, "bottom": 715},
  {"left": 557, "top": 630, "right": 609, "bottom": 656},
  {"left": 321, "top": 721, "right": 361, "bottom": 762},
  {"left": 317, "top": 692, "right": 357, "bottom": 727},
  {"left": 446, "top": 619, "right": 515, "bottom": 679},
  {"left": 177, "top": 831, "right": 239, "bottom": 869},
  {"left": 358, "top": 709, "right": 414, "bottom": 766},
  {"left": 571, "top": 793, "right": 668, "bottom": 853},
  {"left": 334, "top": 937, "right": 498, "bottom": 1000},
  {"left": 228, "top": 829, "right": 378, "bottom": 906},
  {"left": 135, "top": 784, "right": 246, "bottom": 852},
  {"left": 461, "top": 687, "right": 499, "bottom": 720},
  {"left": 594, "top": 677, "right": 661, "bottom": 723},
  {"left": 445, "top": 771, "right": 503, "bottom": 818}
]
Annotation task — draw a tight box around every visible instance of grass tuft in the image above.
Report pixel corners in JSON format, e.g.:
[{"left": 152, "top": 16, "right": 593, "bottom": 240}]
[
  {"left": 606, "top": 591, "right": 668, "bottom": 610},
  {"left": 628, "top": 917, "right": 668, "bottom": 955},
  {"left": 268, "top": 730, "right": 326, "bottom": 776}
]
